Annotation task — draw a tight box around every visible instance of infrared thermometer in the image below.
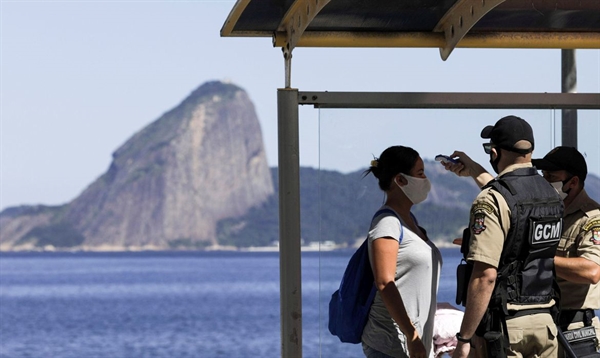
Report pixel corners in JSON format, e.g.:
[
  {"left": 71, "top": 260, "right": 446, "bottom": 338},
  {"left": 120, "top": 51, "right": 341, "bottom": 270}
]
[{"left": 435, "top": 154, "right": 459, "bottom": 165}]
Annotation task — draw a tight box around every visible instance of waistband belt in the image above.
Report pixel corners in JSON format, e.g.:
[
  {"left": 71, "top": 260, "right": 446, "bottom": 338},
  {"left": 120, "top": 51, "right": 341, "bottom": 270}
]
[
  {"left": 559, "top": 309, "right": 596, "bottom": 328},
  {"left": 506, "top": 308, "right": 551, "bottom": 320}
]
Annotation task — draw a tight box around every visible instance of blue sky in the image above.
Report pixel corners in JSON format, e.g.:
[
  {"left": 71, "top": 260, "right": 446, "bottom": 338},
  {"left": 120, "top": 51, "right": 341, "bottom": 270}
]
[{"left": 1, "top": 1, "right": 599, "bottom": 210}]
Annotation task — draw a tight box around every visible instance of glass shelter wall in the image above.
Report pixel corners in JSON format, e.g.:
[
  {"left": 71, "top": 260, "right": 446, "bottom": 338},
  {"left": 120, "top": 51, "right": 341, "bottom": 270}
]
[
  {"left": 578, "top": 112, "right": 600, "bottom": 178},
  {"left": 307, "top": 108, "right": 600, "bottom": 358}
]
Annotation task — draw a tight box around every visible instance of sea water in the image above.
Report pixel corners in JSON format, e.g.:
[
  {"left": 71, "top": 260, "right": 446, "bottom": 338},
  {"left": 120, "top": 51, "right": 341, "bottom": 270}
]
[{"left": 0, "top": 248, "right": 463, "bottom": 358}]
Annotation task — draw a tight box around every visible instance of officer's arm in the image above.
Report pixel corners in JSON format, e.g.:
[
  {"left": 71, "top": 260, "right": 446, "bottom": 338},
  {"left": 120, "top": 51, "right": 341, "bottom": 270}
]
[
  {"left": 555, "top": 256, "right": 600, "bottom": 284},
  {"left": 457, "top": 261, "right": 497, "bottom": 343}
]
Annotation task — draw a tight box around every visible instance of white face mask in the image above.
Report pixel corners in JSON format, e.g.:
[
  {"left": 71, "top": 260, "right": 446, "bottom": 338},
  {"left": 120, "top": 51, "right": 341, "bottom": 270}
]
[
  {"left": 550, "top": 181, "right": 568, "bottom": 200},
  {"left": 396, "top": 174, "right": 431, "bottom": 205}
]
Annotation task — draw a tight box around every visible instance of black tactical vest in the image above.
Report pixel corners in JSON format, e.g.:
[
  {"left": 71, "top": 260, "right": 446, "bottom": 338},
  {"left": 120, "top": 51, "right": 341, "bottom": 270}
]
[{"left": 485, "top": 167, "right": 564, "bottom": 309}]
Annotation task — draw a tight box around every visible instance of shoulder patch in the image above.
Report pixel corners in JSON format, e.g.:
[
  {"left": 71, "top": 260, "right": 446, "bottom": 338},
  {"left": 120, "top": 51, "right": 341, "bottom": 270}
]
[
  {"left": 591, "top": 229, "right": 600, "bottom": 245},
  {"left": 472, "top": 213, "right": 487, "bottom": 235},
  {"left": 588, "top": 219, "right": 600, "bottom": 245},
  {"left": 583, "top": 218, "right": 600, "bottom": 232},
  {"left": 471, "top": 202, "right": 495, "bottom": 215}
]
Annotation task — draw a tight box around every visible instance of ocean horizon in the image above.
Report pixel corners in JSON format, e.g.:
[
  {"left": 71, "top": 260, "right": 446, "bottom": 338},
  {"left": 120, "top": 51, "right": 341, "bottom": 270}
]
[{"left": 0, "top": 248, "right": 463, "bottom": 358}]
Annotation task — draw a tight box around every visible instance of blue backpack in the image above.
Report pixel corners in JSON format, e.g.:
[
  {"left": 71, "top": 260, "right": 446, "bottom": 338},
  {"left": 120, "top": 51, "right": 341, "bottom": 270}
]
[{"left": 328, "top": 208, "right": 402, "bottom": 343}]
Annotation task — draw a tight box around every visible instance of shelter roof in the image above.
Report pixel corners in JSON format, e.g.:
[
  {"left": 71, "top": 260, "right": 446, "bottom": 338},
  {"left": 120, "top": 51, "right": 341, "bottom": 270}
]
[{"left": 221, "top": 0, "right": 600, "bottom": 60}]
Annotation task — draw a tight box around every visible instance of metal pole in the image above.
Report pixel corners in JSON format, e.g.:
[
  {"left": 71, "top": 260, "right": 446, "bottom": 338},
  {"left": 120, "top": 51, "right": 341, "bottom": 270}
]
[
  {"left": 561, "top": 49, "right": 578, "bottom": 147},
  {"left": 277, "top": 88, "right": 302, "bottom": 358},
  {"left": 283, "top": 48, "right": 292, "bottom": 89}
]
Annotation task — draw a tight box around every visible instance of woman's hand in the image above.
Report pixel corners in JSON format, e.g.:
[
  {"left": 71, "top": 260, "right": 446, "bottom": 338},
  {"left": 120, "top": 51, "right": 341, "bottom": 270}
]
[{"left": 407, "top": 333, "right": 427, "bottom": 358}]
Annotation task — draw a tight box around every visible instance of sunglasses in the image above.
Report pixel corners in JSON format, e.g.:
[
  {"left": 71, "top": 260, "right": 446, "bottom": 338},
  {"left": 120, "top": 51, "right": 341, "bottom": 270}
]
[{"left": 483, "top": 143, "right": 496, "bottom": 154}]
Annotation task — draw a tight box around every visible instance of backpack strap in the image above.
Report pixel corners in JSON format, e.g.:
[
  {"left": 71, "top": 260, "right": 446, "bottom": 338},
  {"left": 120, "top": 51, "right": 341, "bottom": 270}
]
[{"left": 372, "top": 208, "right": 403, "bottom": 242}]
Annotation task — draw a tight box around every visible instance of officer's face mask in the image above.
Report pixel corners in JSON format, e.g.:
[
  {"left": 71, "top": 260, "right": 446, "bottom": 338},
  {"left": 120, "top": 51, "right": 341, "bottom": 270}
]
[
  {"left": 484, "top": 143, "right": 501, "bottom": 174},
  {"left": 395, "top": 174, "right": 431, "bottom": 205},
  {"left": 550, "top": 176, "right": 573, "bottom": 200},
  {"left": 489, "top": 150, "right": 501, "bottom": 174}
]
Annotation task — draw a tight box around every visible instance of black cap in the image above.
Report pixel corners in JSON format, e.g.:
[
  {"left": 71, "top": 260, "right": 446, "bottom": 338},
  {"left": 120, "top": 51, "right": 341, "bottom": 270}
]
[
  {"left": 532, "top": 146, "right": 587, "bottom": 182},
  {"left": 480, "top": 115, "right": 534, "bottom": 154}
]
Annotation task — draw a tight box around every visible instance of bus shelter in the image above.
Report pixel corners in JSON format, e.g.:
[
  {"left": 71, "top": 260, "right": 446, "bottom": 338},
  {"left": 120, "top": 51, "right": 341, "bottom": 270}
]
[{"left": 221, "top": 1, "right": 600, "bottom": 356}]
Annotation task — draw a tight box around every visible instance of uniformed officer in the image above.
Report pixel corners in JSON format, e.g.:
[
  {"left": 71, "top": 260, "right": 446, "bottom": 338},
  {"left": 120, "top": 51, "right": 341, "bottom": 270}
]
[
  {"left": 451, "top": 116, "right": 564, "bottom": 358},
  {"left": 533, "top": 146, "right": 600, "bottom": 356}
]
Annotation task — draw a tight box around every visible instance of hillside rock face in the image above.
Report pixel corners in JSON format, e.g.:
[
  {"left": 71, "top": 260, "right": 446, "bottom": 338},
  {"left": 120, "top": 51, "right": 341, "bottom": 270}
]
[{"left": 0, "top": 81, "right": 274, "bottom": 250}]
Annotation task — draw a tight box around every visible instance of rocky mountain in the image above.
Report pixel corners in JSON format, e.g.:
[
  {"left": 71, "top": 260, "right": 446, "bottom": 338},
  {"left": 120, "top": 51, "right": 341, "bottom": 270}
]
[
  {"left": 2, "top": 80, "right": 599, "bottom": 251},
  {"left": 0, "top": 81, "right": 274, "bottom": 250}
]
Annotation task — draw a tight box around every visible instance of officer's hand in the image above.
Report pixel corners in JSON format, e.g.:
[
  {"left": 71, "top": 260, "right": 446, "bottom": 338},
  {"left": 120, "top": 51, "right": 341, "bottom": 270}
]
[
  {"left": 442, "top": 151, "right": 477, "bottom": 177},
  {"left": 452, "top": 340, "right": 471, "bottom": 358},
  {"left": 442, "top": 161, "right": 466, "bottom": 176},
  {"left": 453, "top": 238, "right": 462, "bottom": 246},
  {"left": 444, "top": 151, "right": 493, "bottom": 188}
]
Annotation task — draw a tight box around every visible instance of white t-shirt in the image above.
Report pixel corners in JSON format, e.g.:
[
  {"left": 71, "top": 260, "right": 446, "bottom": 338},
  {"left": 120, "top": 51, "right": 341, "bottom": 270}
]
[{"left": 362, "top": 206, "right": 443, "bottom": 358}]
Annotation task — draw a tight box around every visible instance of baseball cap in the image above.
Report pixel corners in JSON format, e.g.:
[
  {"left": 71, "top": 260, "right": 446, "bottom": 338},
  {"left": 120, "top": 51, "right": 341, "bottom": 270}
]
[
  {"left": 532, "top": 146, "right": 587, "bottom": 182},
  {"left": 480, "top": 115, "right": 534, "bottom": 154}
]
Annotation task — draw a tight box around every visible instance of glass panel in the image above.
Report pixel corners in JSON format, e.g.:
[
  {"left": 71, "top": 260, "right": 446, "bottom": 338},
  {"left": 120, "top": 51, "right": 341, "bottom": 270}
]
[
  {"left": 312, "top": 108, "right": 599, "bottom": 357},
  {"left": 316, "top": 109, "right": 560, "bottom": 175},
  {"left": 578, "top": 111, "right": 600, "bottom": 203}
]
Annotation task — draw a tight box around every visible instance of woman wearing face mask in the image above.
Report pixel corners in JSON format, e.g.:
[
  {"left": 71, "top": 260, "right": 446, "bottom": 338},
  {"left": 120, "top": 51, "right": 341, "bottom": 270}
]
[{"left": 361, "top": 145, "right": 443, "bottom": 358}]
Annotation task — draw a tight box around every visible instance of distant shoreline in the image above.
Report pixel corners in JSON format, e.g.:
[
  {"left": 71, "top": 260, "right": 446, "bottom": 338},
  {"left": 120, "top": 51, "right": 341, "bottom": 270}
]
[{"left": 0, "top": 240, "right": 459, "bottom": 253}]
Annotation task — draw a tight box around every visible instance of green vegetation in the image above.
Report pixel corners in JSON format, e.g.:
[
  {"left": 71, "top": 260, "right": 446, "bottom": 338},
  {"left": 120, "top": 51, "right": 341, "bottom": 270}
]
[
  {"left": 217, "top": 195, "right": 279, "bottom": 247},
  {"left": 216, "top": 162, "right": 479, "bottom": 248},
  {"left": 20, "top": 223, "right": 85, "bottom": 248},
  {"left": 0, "top": 204, "right": 63, "bottom": 219},
  {"left": 168, "top": 238, "right": 212, "bottom": 249}
]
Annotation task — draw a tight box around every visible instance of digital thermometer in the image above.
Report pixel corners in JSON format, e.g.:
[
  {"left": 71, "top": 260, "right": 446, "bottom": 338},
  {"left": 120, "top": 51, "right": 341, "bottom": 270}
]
[{"left": 435, "top": 154, "right": 459, "bottom": 165}]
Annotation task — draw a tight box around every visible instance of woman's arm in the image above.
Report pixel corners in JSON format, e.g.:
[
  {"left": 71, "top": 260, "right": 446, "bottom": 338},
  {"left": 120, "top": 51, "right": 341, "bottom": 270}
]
[{"left": 371, "top": 237, "right": 427, "bottom": 358}]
